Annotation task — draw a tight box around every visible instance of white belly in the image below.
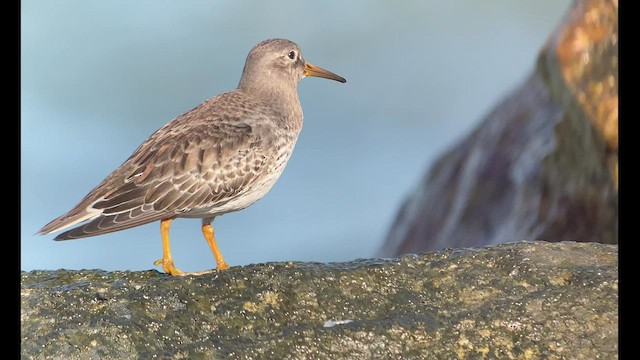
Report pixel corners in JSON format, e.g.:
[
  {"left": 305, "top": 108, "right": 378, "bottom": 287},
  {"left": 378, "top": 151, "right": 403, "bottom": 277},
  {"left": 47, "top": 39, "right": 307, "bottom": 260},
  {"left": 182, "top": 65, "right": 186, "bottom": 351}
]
[{"left": 180, "top": 143, "right": 296, "bottom": 219}]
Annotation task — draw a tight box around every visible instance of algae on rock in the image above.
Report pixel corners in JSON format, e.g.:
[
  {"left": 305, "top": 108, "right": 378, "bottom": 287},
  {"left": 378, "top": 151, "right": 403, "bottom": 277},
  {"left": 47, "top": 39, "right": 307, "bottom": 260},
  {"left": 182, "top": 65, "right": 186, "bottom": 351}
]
[{"left": 21, "top": 241, "right": 618, "bottom": 359}]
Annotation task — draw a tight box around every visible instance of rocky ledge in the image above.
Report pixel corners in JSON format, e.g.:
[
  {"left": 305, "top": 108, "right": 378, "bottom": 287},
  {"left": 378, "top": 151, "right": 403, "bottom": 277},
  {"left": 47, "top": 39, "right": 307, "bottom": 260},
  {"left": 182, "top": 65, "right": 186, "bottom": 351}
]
[{"left": 21, "top": 241, "right": 617, "bottom": 359}]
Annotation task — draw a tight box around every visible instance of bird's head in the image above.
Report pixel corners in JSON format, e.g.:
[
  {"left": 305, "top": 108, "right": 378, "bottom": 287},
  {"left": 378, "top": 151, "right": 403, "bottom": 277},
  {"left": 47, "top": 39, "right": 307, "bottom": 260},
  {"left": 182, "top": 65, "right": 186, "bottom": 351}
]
[{"left": 238, "top": 38, "right": 346, "bottom": 93}]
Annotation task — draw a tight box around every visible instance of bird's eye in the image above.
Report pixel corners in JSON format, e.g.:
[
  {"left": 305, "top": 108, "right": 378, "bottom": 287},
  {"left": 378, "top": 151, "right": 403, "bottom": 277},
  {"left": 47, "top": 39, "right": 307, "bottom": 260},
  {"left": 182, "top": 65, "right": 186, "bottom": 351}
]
[{"left": 287, "top": 51, "right": 296, "bottom": 60}]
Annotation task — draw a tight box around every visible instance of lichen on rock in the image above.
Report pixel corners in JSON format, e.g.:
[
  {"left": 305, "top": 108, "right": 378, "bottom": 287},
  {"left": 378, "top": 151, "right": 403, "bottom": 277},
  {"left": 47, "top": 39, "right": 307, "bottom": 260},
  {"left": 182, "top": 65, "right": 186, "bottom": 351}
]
[{"left": 22, "top": 241, "right": 617, "bottom": 359}]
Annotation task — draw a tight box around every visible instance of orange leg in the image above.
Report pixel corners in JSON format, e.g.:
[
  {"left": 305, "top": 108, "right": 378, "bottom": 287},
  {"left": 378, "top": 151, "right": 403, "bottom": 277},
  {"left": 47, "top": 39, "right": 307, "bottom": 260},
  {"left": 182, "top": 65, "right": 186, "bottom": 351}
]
[
  {"left": 153, "top": 219, "right": 187, "bottom": 276},
  {"left": 202, "top": 223, "right": 230, "bottom": 271},
  {"left": 154, "top": 219, "right": 213, "bottom": 276}
]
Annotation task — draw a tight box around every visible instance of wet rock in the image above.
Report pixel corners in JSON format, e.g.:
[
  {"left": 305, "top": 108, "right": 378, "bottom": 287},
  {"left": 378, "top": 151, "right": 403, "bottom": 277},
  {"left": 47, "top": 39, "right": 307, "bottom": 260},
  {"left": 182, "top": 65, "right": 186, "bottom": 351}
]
[
  {"left": 379, "top": 0, "right": 618, "bottom": 256},
  {"left": 22, "top": 241, "right": 617, "bottom": 359}
]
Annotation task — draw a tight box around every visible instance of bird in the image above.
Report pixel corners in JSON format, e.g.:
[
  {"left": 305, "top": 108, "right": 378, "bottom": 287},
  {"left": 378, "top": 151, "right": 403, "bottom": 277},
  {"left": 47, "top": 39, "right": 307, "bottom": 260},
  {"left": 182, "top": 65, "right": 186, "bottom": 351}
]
[{"left": 38, "top": 38, "right": 346, "bottom": 276}]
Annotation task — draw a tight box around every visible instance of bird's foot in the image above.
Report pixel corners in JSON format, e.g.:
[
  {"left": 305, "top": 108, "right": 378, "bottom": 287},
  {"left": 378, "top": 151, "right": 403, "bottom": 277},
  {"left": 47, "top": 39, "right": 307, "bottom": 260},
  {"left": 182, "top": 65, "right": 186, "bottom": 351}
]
[
  {"left": 216, "top": 262, "right": 230, "bottom": 271},
  {"left": 153, "top": 258, "right": 215, "bottom": 276},
  {"left": 153, "top": 258, "right": 186, "bottom": 276}
]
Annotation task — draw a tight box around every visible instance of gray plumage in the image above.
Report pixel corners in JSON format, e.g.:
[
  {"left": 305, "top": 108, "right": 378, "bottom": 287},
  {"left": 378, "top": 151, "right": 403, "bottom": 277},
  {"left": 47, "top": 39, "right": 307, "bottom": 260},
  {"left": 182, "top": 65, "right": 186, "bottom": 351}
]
[{"left": 39, "top": 38, "right": 345, "bottom": 241}]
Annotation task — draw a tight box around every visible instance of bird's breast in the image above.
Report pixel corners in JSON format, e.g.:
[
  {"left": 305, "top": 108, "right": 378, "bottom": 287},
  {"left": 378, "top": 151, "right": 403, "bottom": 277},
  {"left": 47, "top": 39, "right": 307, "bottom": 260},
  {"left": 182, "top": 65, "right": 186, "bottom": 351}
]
[{"left": 180, "top": 129, "right": 300, "bottom": 219}]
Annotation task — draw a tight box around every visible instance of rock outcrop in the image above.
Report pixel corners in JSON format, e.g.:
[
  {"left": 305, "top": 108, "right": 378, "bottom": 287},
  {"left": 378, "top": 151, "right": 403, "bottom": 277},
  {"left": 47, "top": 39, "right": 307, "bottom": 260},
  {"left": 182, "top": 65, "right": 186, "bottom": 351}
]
[
  {"left": 22, "top": 241, "right": 617, "bottom": 359},
  {"left": 379, "top": 0, "right": 618, "bottom": 256}
]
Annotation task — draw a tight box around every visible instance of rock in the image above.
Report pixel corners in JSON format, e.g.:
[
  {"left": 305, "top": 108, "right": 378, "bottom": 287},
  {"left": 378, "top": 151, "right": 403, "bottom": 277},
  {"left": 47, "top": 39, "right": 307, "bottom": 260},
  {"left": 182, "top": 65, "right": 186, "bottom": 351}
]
[
  {"left": 379, "top": 0, "right": 618, "bottom": 257},
  {"left": 21, "top": 241, "right": 617, "bottom": 359}
]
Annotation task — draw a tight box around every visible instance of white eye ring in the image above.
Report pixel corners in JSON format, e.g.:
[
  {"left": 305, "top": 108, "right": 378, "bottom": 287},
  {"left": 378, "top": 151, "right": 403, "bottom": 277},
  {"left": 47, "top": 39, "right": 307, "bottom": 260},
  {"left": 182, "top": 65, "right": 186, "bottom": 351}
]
[{"left": 287, "top": 50, "right": 296, "bottom": 60}]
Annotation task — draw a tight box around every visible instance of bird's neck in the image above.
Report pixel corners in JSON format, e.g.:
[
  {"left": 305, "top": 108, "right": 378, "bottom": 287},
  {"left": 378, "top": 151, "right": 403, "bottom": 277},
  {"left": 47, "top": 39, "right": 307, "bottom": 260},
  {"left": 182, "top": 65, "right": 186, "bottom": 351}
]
[{"left": 238, "top": 78, "right": 303, "bottom": 129}]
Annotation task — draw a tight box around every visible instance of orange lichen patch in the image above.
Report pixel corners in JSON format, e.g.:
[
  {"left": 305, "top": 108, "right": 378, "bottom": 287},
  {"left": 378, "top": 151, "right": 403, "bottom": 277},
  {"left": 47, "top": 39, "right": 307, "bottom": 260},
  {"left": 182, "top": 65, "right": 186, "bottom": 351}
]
[
  {"left": 545, "top": 0, "right": 618, "bottom": 189},
  {"left": 553, "top": 0, "right": 618, "bottom": 154}
]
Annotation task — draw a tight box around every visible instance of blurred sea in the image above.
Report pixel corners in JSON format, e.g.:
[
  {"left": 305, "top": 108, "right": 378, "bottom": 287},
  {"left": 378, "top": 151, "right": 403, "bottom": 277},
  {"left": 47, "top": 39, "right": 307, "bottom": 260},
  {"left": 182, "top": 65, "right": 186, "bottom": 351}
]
[{"left": 22, "top": 1, "right": 570, "bottom": 272}]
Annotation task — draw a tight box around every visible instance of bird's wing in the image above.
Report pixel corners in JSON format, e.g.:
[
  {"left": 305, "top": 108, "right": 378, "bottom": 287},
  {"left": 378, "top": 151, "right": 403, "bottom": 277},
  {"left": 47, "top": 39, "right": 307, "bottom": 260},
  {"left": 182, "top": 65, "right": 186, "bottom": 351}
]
[{"left": 39, "top": 93, "right": 272, "bottom": 239}]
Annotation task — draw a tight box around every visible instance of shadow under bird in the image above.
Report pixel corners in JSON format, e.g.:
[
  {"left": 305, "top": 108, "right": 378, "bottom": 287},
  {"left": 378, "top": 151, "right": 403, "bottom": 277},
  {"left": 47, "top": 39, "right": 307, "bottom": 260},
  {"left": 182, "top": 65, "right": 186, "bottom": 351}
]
[{"left": 39, "top": 38, "right": 346, "bottom": 276}]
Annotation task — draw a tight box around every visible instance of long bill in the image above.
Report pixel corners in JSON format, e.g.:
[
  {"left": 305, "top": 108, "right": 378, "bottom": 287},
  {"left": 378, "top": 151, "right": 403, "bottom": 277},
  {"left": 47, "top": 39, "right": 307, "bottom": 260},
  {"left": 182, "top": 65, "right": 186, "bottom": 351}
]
[{"left": 304, "top": 62, "right": 346, "bottom": 83}]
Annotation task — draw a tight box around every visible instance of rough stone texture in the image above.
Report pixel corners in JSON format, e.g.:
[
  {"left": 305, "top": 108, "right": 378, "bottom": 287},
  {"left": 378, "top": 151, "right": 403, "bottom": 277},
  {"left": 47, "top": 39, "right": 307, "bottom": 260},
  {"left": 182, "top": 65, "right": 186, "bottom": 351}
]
[
  {"left": 22, "top": 241, "right": 617, "bottom": 359},
  {"left": 379, "top": 0, "right": 618, "bottom": 257}
]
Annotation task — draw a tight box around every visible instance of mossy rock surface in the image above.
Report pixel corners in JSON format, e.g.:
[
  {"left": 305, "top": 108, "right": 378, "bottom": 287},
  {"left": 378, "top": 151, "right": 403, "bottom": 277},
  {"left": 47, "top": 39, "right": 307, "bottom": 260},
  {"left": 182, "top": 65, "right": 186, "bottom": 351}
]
[{"left": 21, "top": 241, "right": 617, "bottom": 359}]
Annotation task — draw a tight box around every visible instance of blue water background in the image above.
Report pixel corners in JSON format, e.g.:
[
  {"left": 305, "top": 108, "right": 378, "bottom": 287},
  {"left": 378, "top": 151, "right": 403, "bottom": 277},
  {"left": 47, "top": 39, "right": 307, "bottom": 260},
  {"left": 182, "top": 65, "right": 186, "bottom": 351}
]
[{"left": 22, "top": 1, "right": 570, "bottom": 272}]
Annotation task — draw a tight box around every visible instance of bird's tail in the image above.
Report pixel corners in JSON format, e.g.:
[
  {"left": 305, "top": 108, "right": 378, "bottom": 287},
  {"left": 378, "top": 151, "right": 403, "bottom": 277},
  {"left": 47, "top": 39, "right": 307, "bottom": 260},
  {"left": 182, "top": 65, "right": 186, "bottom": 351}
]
[{"left": 38, "top": 209, "right": 101, "bottom": 237}]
